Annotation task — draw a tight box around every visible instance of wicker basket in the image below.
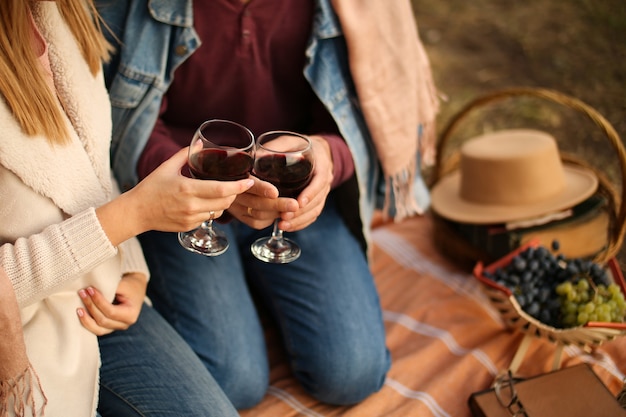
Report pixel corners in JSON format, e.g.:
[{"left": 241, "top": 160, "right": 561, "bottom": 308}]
[
  {"left": 473, "top": 240, "right": 626, "bottom": 348},
  {"left": 431, "top": 87, "right": 626, "bottom": 356},
  {"left": 430, "top": 87, "right": 626, "bottom": 271}
]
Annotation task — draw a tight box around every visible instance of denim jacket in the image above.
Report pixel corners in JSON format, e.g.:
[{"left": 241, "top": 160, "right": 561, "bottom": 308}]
[{"left": 97, "top": 0, "right": 429, "bottom": 251}]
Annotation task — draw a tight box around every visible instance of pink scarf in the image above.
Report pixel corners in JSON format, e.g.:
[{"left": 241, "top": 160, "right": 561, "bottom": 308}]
[
  {"left": 0, "top": 268, "right": 47, "bottom": 417},
  {"left": 331, "top": 0, "right": 440, "bottom": 220}
]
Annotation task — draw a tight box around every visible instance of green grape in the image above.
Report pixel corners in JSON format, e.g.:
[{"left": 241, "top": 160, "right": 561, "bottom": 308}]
[
  {"left": 556, "top": 265, "right": 626, "bottom": 327},
  {"left": 609, "top": 284, "right": 621, "bottom": 296},
  {"left": 556, "top": 281, "right": 573, "bottom": 295},
  {"left": 562, "top": 301, "right": 577, "bottom": 315},
  {"left": 563, "top": 313, "right": 577, "bottom": 326},
  {"left": 582, "top": 302, "right": 595, "bottom": 314}
]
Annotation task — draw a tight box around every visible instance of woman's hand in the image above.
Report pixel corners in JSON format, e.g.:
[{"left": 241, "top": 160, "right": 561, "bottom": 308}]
[
  {"left": 97, "top": 147, "right": 255, "bottom": 246},
  {"left": 76, "top": 272, "right": 147, "bottom": 336}
]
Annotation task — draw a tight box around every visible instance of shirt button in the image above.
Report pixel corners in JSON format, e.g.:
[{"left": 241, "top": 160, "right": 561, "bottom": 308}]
[{"left": 175, "top": 45, "right": 188, "bottom": 56}]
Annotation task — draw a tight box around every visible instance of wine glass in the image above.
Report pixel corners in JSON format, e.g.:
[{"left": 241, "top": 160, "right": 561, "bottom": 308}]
[
  {"left": 178, "top": 119, "right": 255, "bottom": 256},
  {"left": 250, "top": 131, "right": 315, "bottom": 264}
]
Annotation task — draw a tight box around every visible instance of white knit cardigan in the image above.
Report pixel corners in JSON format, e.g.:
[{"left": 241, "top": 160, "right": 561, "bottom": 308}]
[{"left": 0, "top": 3, "right": 149, "bottom": 416}]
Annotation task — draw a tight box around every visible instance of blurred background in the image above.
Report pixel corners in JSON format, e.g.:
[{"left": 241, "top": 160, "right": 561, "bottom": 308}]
[{"left": 412, "top": 0, "right": 626, "bottom": 266}]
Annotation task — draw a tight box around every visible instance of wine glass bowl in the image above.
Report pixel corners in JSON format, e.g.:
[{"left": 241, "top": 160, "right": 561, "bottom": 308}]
[
  {"left": 178, "top": 119, "right": 254, "bottom": 256},
  {"left": 251, "top": 131, "right": 314, "bottom": 263}
]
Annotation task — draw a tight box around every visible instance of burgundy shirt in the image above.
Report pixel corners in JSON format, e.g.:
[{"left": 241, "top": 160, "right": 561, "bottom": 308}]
[{"left": 137, "top": 0, "right": 355, "bottom": 188}]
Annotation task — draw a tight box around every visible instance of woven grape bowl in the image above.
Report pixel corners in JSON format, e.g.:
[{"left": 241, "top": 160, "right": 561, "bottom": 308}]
[{"left": 473, "top": 241, "right": 626, "bottom": 348}]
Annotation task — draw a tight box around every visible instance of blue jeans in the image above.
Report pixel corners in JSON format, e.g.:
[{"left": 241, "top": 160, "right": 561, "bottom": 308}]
[
  {"left": 138, "top": 200, "right": 390, "bottom": 409},
  {"left": 97, "top": 305, "right": 238, "bottom": 416}
]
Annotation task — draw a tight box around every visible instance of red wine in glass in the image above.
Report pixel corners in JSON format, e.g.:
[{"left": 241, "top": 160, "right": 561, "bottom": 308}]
[
  {"left": 252, "top": 154, "right": 313, "bottom": 198},
  {"left": 189, "top": 149, "right": 253, "bottom": 181},
  {"left": 251, "top": 131, "right": 315, "bottom": 264},
  {"left": 178, "top": 119, "right": 255, "bottom": 256}
]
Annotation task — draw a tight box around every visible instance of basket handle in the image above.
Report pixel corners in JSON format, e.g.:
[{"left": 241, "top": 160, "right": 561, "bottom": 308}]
[{"left": 432, "top": 87, "right": 626, "bottom": 263}]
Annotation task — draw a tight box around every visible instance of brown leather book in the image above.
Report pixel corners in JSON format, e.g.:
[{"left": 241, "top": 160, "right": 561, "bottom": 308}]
[{"left": 468, "top": 364, "right": 626, "bottom": 417}]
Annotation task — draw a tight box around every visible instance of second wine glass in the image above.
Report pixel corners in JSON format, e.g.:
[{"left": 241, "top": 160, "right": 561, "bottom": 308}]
[
  {"left": 178, "top": 119, "right": 255, "bottom": 256},
  {"left": 251, "top": 131, "right": 315, "bottom": 263}
]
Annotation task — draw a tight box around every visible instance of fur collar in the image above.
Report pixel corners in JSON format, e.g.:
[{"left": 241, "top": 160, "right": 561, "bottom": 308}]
[{"left": 0, "top": 2, "right": 112, "bottom": 216}]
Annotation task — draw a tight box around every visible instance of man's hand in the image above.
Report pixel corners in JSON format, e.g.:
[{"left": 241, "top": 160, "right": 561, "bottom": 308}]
[
  {"left": 278, "top": 135, "right": 333, "bottom": 231},
  {"left": 228, "top": 176, "right": 298, "bottom": 229},
  {"left": 228, "top": 135, "right": 333, "bottom": 232}
]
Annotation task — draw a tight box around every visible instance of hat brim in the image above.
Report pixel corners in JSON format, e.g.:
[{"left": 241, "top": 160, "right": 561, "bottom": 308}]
[{"left": 430, "top": 165, "right": 599, "bottom": 224}]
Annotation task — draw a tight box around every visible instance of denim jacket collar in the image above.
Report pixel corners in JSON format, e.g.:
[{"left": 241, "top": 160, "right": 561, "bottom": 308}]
[
  {"left": 311, "top": 0, "right": 342, "bottom": 39},
  {"left": 148, "top": 0, "right": 193, "bottom": 27}
]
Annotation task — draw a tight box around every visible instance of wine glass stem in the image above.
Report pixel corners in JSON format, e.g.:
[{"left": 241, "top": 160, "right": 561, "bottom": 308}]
[
  {"left": 197, "top": 220, "right": 214, "bottom": 237},
  {"left": 268, "top": 219, "right": 283, "bottom": 243}
]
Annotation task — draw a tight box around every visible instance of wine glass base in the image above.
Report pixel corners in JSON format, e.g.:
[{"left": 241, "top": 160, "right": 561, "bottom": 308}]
[
  {"left": 178, "top": 231, "right": 229, "bottom": 257},
  {"left": 251, "top": 237, "right": 301, "bottom": 264}
]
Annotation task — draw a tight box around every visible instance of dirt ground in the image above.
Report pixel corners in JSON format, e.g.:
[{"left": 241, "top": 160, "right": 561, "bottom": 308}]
[{"left": 412, "top": 0, "right": 626, "bottom": 266}]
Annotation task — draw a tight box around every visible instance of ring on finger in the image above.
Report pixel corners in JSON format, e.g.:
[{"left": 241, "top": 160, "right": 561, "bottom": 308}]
[
  {"left": 247, "top": 206, "right": 253, "bottom": 217},
  {"left": 209, "top": 211, "right": 216, "bottom": 220}
]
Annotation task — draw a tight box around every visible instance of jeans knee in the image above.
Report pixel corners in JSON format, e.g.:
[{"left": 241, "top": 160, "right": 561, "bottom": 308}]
[
  {"left": 297, "top": 347, "right": 390, "bottom": 405},
  {"left": 212, "top": 359, "right": 268, "bottom": 410}
]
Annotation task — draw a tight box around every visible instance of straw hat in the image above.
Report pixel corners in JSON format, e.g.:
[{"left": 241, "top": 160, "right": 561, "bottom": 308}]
[{"left": 430, "top": 129, "right": 598, "bottom": 224}]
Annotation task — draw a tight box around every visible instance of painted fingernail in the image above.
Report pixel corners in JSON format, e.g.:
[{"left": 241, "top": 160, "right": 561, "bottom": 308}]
[
  {"left": 76, "top": 308, "right": 84, "bottom": 317},
  {"left": 87, "top": 287, "right": 95, "bottom": 296},
  {"left": 78, "top": 289, "right": 87, "bottom": 299}
]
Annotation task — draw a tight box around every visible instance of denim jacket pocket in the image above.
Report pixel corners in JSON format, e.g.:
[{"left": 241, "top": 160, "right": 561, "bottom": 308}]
[{"left": 108, "top": 73, "right": 153, "bottom": 109}]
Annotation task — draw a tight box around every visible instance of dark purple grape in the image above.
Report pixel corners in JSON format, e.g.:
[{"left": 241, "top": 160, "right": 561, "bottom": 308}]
[
  {"left": 535, "top": 246, "right": 550, "bottom": 259},
  {"left": 538, "top": 287, "right": 551, "bottom": 303},
  {"left": 521, "top": 271, "right": 533, "bottom": 283},
  {"left": 508, "top": 274, "right": 521, "bottom": 286},
  {"left": 526, "top": 301, "right": 541, "bottom": 317},
  {"left": 513, "top": 256, "right": 527, "bottom": 271},
  {"left": 566, "top": 262, "right": 580, "bottom": 275},
  {"left": 539, "top": 309, "right": 552, "bottom": 325}
]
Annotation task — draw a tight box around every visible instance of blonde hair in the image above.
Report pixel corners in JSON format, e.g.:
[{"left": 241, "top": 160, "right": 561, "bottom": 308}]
[{"left": 0, "top": 0, "right": 112, "bottom": 145}]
